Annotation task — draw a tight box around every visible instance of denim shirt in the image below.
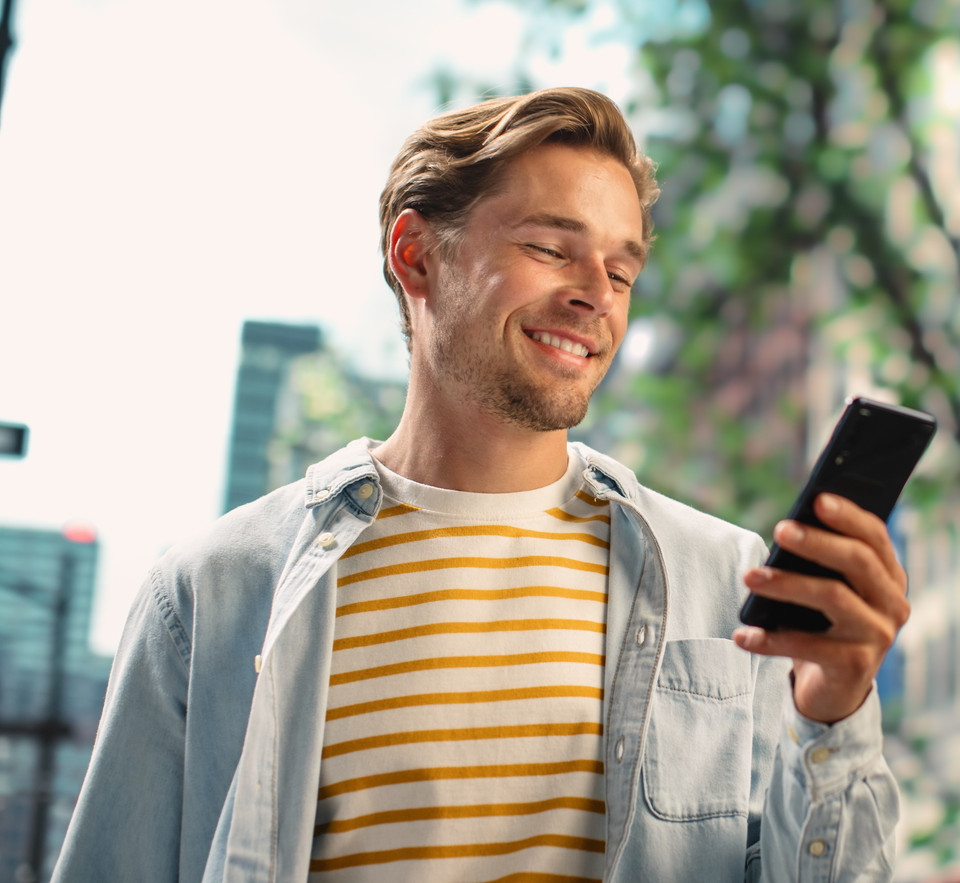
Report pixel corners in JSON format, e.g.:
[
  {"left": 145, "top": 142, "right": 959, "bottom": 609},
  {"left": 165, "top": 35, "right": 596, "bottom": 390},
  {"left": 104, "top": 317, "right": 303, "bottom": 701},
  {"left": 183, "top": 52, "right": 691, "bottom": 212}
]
[{"left": 53, "top": 439, "right": 898, "bottom": 882}]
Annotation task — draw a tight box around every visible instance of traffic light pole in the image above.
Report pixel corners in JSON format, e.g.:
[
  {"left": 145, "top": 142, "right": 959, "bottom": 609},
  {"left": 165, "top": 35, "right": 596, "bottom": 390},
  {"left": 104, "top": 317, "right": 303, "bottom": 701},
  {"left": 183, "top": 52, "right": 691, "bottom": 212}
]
[{"left": 27, "top": 550, "right": 73, "bottom": 879}]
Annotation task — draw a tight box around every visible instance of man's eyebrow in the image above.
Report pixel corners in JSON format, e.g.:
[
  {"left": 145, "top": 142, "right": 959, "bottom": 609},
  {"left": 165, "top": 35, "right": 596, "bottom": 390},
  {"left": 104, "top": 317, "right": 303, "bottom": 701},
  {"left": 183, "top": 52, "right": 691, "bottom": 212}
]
[
  {"left": 515, "top": 212, "right": 587, "bottom": 235},
  {"left": 514, "top": 212, "right": 646, "bottom": 264}
]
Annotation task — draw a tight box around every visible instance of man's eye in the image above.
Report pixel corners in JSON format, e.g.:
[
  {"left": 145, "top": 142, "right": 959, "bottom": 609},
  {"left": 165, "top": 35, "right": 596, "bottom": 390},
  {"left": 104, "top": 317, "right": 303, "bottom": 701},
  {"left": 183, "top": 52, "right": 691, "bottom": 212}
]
[
  {"left": 528, "top": 244, "right": 563, "bottom": 259},
  {"left": 608, "top": 271, "right": 631, "bottom": 287}
]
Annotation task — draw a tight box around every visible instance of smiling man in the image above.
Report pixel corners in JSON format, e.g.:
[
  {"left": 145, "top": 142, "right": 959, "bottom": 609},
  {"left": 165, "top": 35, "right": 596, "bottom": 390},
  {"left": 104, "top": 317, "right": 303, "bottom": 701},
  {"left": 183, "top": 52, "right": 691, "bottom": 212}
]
[
  {"left": 375, "top": 141, "right": 642, "bottom": 489},
  {"left": 54, "top": 88, "right": 903, "bottom": 882}
]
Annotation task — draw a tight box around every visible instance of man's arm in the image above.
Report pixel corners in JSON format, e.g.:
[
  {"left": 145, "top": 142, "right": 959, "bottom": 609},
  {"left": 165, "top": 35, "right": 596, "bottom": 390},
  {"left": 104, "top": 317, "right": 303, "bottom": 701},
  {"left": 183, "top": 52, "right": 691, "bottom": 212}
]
[
  {"left": 735, "top": 492, "right": 906, "bottom": 880},
  {"left": 51, "top": 570, "right": 189, "bottom": 882},
  {"left": 756, "top": 687, "right": 898, "bottom": 880}
]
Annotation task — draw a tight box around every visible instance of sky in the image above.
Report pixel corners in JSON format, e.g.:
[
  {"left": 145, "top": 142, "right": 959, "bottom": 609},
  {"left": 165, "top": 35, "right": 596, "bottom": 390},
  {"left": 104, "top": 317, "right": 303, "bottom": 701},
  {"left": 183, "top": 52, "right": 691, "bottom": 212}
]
[{"left": 0, "top": 0, "right": 635, "bottom": 654}]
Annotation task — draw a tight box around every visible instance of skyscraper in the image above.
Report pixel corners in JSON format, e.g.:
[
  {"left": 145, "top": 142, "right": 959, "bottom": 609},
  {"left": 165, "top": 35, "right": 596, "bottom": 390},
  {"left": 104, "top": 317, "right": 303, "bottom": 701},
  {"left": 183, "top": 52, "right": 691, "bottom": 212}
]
[{"left": 222, "top": 320, "right": 324, "bottom": 513}]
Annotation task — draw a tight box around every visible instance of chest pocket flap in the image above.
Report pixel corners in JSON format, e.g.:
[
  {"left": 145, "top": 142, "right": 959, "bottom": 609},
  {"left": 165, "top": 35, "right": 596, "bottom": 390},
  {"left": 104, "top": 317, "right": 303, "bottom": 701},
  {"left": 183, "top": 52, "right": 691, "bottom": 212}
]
[{"left": 641, "top": 638, "right": 754, "bottom": 821}]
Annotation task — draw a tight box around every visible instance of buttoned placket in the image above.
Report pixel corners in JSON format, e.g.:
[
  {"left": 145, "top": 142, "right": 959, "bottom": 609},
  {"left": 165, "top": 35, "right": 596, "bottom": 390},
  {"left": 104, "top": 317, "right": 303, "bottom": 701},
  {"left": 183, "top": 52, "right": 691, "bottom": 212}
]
[
  {"left": 230, "top": 473, "right": 383, "bottom": 882},
  {"left": 592, "top": 489, "right": 665, "bottom": 876}
]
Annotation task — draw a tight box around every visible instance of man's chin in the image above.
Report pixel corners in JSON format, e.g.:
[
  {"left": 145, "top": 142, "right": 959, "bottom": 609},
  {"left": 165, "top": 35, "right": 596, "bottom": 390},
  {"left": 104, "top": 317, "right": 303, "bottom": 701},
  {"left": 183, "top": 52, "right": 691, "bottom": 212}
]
[{"left": 496, "top": 391, "right": 591, "bottom": 433}]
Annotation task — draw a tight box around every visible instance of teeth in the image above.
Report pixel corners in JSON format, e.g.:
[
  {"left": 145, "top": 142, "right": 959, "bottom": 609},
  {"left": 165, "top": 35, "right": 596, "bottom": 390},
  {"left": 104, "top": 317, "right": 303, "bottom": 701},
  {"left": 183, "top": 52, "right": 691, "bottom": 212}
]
[{"left": 530, "top": 331, "right": 590, "bottom": 357}]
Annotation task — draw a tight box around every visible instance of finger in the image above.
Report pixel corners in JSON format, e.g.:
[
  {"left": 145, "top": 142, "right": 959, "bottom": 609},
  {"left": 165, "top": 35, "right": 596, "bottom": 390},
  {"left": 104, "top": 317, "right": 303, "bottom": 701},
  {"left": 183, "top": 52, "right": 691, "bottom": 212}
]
[
  {"left": 772, "top": 519, "right": 907, "bottom": 610},
  {"left": 733, "top": 617, "right": 897, "bottom": 684},
  {"left": 813, "top": 494, "right": 902, "bottom": 576},
  {"left": 743, "top": 566, "right": 874, "bottom": 633},
  {"left": 743, "top": 564, "right": 910, "bottom": 637},
  {"left": 733, "top": 626, "right": 879, "bottom": 722},
  {"left": 733, "top": 624, "right": 839, "bottom": 660},
  {"left": 733, "top": 604, "right": 898, "bottom": 665}
]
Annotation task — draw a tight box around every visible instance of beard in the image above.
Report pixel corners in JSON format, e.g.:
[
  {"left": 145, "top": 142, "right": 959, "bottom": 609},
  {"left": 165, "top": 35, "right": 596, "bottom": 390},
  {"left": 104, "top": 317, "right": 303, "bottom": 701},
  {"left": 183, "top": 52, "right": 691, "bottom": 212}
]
[
  {"left": 427, "top": 280, "right": 610, "bottom": 432},
  {"left": 469, "top": 363, "right": 594, "bottom": 431}
]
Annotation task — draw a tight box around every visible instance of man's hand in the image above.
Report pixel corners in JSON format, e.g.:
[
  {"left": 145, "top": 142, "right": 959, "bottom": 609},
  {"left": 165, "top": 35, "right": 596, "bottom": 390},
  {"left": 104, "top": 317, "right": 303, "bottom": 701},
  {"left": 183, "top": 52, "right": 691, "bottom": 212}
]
[{"left": 732, "top": 493, "right": 911, "bottom": 724}]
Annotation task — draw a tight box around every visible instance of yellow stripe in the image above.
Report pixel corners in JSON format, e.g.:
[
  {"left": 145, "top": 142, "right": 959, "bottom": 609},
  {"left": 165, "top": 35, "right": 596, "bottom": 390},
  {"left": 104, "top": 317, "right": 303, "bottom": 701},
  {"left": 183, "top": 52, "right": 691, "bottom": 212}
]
[
  {"left": 481, "top": 875, "right": 602, "bottom": 883},
  {"left": 339, "top": 556, "right": 608, "bottom": 587},
  {"left": 329, "top": 651, "right": 605, "bottom": 686},
  {"left": 322, "top": 722, "right": 603, "bottom": 759},
  {"left": 332, "top": 619, "right": 605, "bottom": 651},
  {"left": 326, "top": 685, "right": 603, "bottom": 721},
  {"left": 336, "top": 585, "right": 606, "bottom": 617},
  {"left": 575, "top": 490, "right": 608, "bottom": 508},
  {"left": 315, "top": 796, "right": 605, "bottom": 835},
  {"left": 309, "top": 834, "right": 605, "bottom": 871},
  {"left": 317, "top": 760, "right": 604, "bottom": 800},
  {"left": 376, "top": 503, "right": 420, "bottom": 519},
  {"left": 342, "top": 524, "right": 608, "bottom": 559},
  {"left": 545, "top": 507, "right": 611, "bottom": 524}
]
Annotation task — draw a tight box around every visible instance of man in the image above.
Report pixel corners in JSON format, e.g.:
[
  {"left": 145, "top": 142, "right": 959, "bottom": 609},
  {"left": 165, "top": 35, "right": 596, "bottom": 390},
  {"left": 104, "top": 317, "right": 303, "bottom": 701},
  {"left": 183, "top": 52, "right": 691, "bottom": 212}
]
[{"left": 54, "top": 87, "right": 904, "bottom": 881}]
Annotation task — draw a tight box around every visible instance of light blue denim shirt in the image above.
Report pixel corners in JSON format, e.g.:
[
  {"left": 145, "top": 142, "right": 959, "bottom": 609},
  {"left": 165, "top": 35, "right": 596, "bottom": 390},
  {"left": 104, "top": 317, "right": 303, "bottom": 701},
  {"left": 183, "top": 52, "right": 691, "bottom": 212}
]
[{"left": 53, "top": 439, "right": 898, "bottom": 882}]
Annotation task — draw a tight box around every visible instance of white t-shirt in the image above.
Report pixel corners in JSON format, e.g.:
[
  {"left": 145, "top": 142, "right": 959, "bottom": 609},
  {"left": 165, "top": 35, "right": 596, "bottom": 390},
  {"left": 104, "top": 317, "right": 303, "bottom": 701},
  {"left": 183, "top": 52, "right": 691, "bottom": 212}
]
[{"left": 309, "top": 450, "right": 611, "bottom": 882}]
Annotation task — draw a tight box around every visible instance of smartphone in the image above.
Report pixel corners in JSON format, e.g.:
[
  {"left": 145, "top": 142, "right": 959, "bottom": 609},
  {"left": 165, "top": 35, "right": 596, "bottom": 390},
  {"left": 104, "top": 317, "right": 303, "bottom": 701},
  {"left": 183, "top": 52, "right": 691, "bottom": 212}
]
[{"left": 738, "top": 396, "right": 937, "bottom": 632}]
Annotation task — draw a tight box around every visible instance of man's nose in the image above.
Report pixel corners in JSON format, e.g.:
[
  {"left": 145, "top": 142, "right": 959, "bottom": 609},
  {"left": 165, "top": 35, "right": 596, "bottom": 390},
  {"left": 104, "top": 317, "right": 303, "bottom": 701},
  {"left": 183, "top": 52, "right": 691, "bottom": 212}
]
[{"left": 562, "top": 257, "right": 614, "bottom": 316}]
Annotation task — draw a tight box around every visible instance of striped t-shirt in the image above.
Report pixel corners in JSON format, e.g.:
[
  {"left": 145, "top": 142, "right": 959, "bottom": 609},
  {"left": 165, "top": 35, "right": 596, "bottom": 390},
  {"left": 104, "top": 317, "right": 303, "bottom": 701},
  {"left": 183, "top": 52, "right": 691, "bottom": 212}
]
[{"left": 308, "top": 450, "right": 610, "bottom": 882}]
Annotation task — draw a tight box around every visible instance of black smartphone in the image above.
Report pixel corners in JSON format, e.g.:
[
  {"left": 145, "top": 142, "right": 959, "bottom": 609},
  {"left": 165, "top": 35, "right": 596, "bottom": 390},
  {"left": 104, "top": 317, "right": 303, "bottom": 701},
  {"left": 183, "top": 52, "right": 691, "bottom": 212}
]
[{"left": 738, "top": 396, "right": 937, "bottom": 632}]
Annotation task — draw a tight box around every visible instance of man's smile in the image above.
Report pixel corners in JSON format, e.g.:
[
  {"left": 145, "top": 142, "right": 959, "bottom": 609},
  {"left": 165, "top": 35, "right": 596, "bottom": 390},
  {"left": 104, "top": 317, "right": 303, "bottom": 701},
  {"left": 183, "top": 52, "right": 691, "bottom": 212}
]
[{"left": 524, "top": 329, "right": 594, "bottom": 358}]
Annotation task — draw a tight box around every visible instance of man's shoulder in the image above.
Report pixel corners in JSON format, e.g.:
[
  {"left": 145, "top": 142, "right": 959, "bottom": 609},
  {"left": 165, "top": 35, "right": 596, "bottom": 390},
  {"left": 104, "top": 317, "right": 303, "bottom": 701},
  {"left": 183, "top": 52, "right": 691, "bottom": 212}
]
[
  {"left": 155, "top": 478, "right": 309, "bottom": 592},
  {"left": 162, "top": 438, "right": 377, "bottom": 579}
]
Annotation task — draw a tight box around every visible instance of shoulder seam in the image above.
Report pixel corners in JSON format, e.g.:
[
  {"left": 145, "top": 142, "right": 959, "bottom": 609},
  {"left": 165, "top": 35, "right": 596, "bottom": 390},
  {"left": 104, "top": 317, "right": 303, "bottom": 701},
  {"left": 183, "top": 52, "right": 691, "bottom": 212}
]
[{"left": 148, "top": 567, "right": 192, "bottom": 671}]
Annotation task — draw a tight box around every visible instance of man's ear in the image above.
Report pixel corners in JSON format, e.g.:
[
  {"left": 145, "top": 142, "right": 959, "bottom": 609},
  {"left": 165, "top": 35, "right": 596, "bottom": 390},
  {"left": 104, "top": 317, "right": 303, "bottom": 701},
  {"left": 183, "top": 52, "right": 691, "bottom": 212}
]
[{"left": 389, "top": 208, "right": 434, "bottom": 300}]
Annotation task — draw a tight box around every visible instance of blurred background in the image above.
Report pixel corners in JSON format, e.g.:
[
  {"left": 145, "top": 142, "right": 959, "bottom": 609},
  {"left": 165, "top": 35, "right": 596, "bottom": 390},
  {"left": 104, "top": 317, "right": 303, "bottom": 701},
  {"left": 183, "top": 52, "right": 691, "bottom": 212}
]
[{"left": 0, "top": 0, "right": 958, "bottom": 879}]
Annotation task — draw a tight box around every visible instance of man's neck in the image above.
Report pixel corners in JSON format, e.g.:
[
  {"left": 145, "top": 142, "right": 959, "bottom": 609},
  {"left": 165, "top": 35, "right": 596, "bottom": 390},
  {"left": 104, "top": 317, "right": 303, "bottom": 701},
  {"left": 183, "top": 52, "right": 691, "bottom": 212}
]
[{"left": 372, "top": 397, "right": 570, "bottom": 494}]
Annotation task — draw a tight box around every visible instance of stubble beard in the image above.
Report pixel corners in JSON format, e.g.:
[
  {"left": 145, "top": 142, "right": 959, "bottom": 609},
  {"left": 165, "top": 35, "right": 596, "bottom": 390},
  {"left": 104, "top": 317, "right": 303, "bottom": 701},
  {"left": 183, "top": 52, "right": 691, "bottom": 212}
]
[
  {"left": 430, "top": 289, "right": 607, "bottom": 432},
  {"left": 479, "top": 364, "right": 594, "bottom": 431}
]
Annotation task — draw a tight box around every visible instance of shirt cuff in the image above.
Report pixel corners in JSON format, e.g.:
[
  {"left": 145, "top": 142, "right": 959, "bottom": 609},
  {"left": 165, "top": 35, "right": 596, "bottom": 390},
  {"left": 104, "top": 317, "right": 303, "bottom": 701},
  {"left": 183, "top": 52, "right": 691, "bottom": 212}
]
[{"left": 779, "top": 682, "right": 885, "bottom": 803}]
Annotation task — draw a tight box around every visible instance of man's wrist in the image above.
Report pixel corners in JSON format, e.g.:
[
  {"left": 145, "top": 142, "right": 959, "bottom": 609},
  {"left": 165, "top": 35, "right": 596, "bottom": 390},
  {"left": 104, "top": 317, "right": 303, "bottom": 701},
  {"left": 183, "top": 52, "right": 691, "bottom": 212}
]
[{"left": 790, "top": 668, "right": 875, "bottom": 725}]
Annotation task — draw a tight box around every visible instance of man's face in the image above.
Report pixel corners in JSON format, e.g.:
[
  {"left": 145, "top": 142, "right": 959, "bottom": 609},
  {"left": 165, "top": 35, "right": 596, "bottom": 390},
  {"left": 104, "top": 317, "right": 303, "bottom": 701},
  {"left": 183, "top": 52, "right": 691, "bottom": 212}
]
[{"left": 422, "top": 142, "right": 645, "bottom": 432}]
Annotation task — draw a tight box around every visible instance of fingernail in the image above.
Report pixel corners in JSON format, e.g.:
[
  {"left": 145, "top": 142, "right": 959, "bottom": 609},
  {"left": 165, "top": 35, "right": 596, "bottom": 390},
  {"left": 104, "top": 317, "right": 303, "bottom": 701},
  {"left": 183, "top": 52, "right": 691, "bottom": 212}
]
[
  {"left": 776, "top": 521, "right": 804, "bottom": 543},
  {"left": 733, "top": 627, "right": 763, "bottom": 650},
  {"left": 746, "top": 566, "right": 774, "bottom": 586},
  {"left": 820, "top": 493, "right": 840, "bottom": 512}
]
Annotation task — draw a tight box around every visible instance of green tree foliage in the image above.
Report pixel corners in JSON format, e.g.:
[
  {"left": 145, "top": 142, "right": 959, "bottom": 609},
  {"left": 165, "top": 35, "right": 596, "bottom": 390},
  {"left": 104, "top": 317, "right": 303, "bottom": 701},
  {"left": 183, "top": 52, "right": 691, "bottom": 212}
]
[{"left": 452, "top": 0, "right": 960, "bottom": 534}]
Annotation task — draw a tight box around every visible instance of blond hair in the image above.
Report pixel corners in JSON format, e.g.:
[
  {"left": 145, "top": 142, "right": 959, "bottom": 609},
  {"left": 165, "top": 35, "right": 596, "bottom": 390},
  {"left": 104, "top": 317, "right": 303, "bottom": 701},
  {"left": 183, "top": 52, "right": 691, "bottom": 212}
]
[{"left": 379, "top": 87, "right": 659, "bottom": 348}]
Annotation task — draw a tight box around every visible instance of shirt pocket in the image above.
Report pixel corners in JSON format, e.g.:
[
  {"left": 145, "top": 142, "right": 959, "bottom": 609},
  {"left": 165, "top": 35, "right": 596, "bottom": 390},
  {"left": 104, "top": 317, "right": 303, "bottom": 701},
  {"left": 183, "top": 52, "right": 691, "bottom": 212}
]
[{"left": 641, "top": 638, "right": 754, "bottom": 821}]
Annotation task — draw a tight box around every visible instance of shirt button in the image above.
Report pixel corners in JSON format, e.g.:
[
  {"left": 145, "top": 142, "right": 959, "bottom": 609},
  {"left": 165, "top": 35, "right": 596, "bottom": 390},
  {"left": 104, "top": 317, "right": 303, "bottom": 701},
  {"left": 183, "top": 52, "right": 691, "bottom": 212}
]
[
  {"left": 314, "top": 489, "right": 331, "bottom": 502},
  {"left": 636, "top": 624, "right": 646, "bottom": 648},
  {"left": 254, "top": 654, "right": 262, "bottom": 674},
  {"left": 615, "top": 737, "right": 625, "bottom": 762},
  {"left": 318, "top": 532, "right": 336, "bottom": 548},
  {"left": 810, "top": 747, "right": 832, "bottom": 764},
  {"left": 808, "top": 839, "right": 827, "bottom": 857},
  {"left": 357, "top": 483, "right": 374, "bottom": 500}
]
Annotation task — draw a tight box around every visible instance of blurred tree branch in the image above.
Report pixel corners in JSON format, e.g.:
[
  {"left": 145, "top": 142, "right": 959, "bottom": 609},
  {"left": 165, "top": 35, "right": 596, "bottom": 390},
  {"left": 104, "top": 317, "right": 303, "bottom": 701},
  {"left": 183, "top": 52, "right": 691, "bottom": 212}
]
[{"left": 872, "top": 1, "right": 960, "bottom": 265}]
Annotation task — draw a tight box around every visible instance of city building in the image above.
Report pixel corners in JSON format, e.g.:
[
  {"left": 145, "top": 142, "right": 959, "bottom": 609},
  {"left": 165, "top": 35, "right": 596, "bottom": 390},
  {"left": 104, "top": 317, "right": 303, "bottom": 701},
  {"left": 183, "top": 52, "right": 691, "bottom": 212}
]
[
  {"left": 223, "top": 319, "right": 406, "bottom": 510},
  {"left": 223, "top": 320, "right": 325, "bottom": 514},
  {"left": 0, "top": 524, "right": 111, "bottom": 883}
]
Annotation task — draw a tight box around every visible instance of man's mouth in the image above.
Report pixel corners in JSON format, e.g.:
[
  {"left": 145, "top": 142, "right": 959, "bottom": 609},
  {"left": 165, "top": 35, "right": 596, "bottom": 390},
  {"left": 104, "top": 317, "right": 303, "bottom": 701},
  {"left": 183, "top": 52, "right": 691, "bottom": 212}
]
[{"left": 526, "top": 331, "right": 592, "bottom": 358}]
